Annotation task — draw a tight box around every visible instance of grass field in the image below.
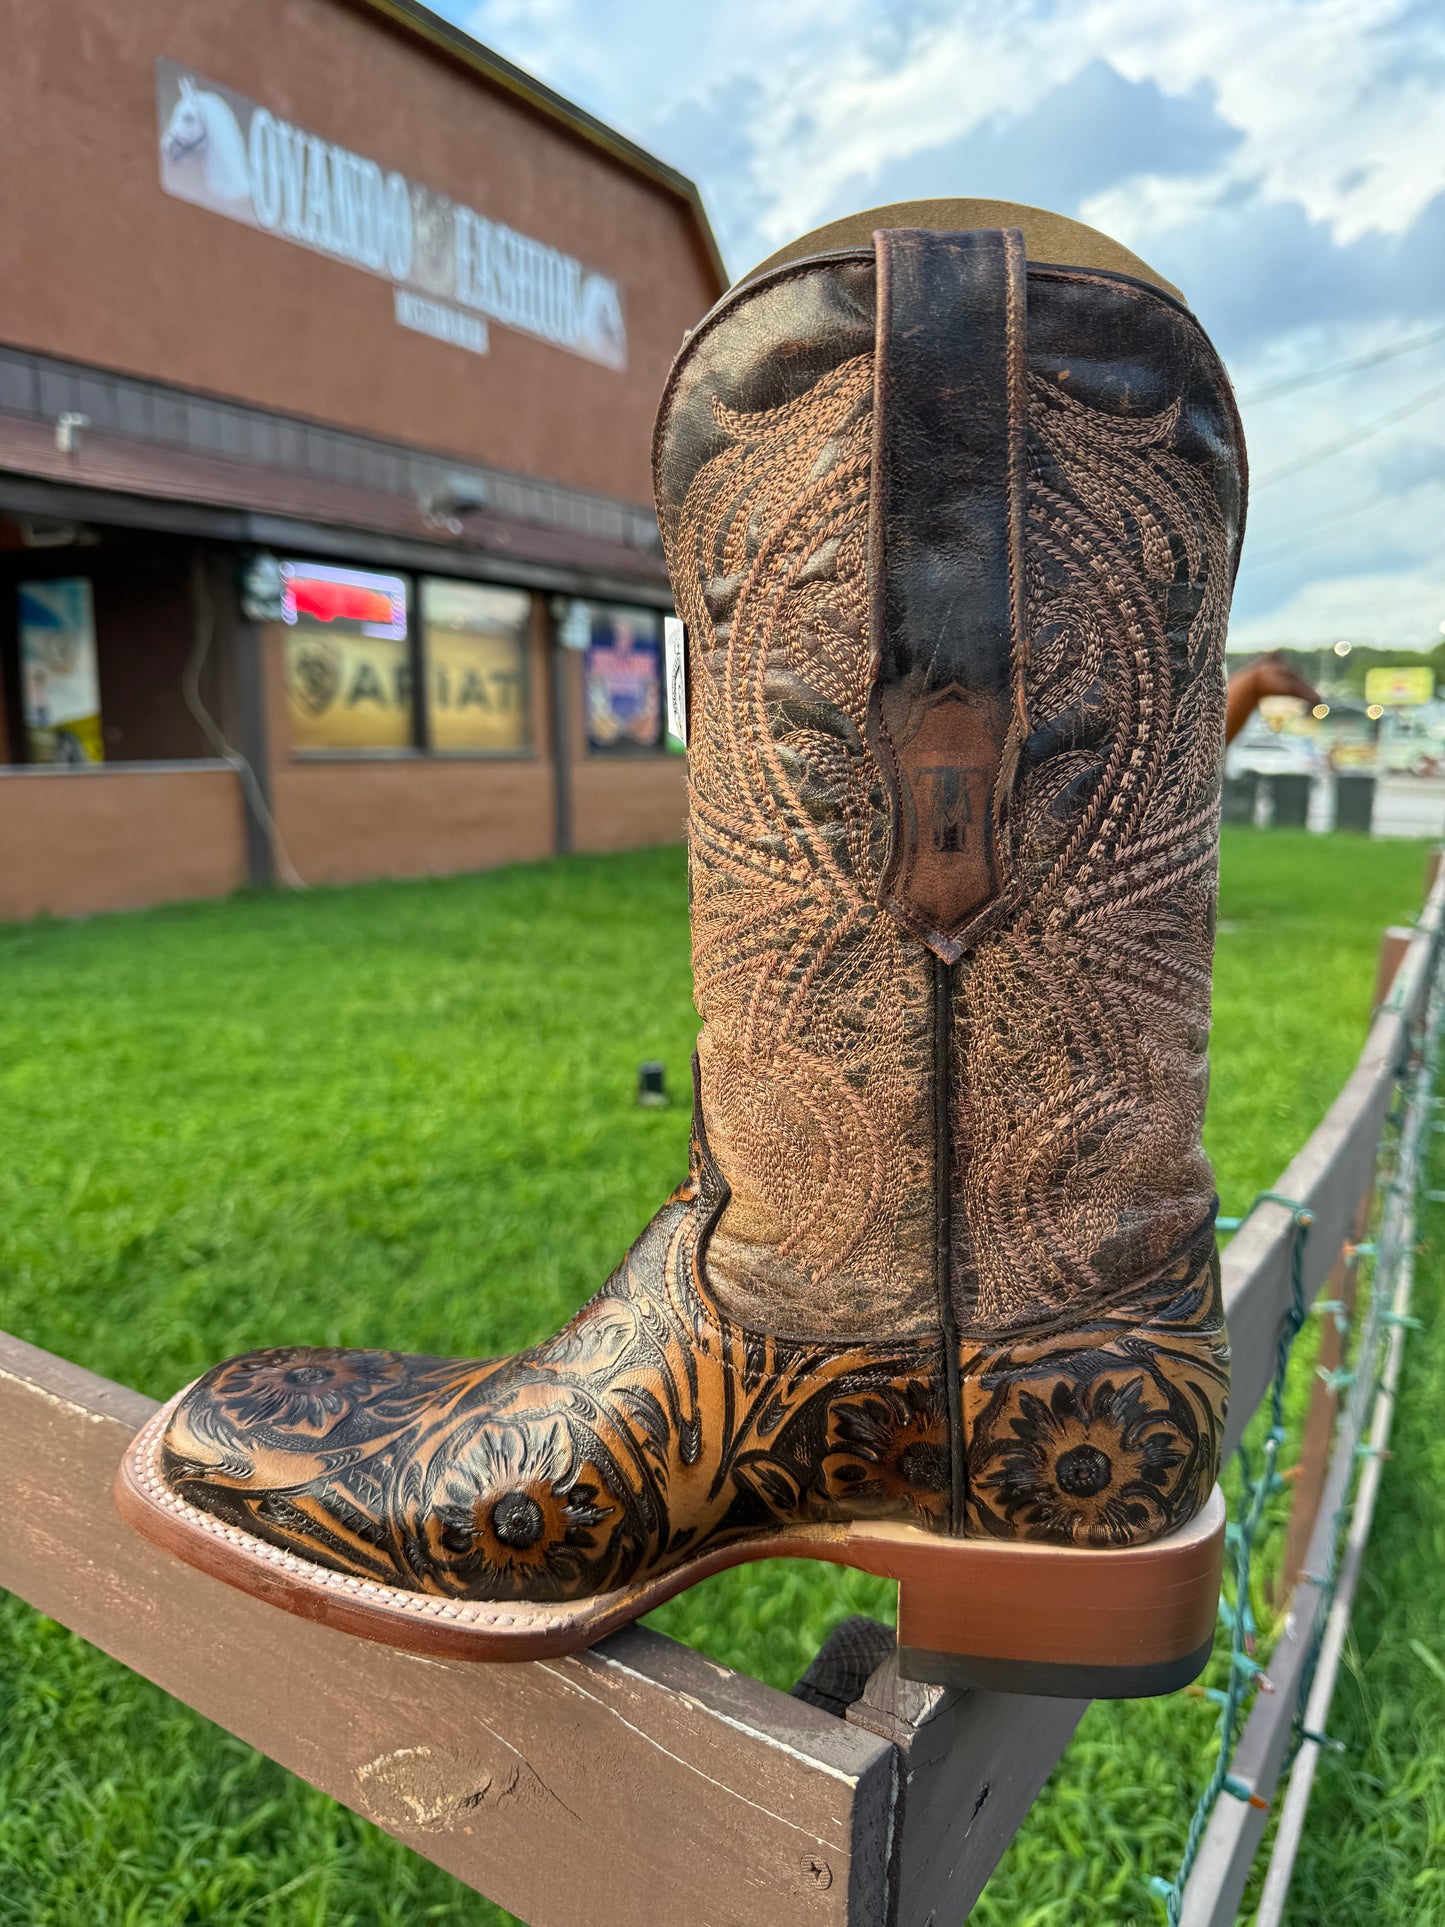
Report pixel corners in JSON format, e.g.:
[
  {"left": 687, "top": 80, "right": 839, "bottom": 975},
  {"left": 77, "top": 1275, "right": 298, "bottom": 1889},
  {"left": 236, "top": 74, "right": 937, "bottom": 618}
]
[{"left": 1, "top": 828, "right": 1442, "bottom": 1925}]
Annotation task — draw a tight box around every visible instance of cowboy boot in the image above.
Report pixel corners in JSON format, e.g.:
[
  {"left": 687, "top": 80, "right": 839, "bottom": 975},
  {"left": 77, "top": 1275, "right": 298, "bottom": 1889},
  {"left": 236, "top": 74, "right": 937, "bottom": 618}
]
[{"left": 119, "top": 198, "right": 1244, "bottom": 1698}]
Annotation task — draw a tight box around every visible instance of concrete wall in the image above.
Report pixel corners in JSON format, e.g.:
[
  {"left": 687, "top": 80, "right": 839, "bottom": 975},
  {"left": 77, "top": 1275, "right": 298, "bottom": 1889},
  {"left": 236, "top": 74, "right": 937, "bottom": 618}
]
[
  {"left": 0, "top": 0, "right": 720, "bottom": 507},
  {"left": 0, "top": 766, "right": 248, "bottom": 919}
]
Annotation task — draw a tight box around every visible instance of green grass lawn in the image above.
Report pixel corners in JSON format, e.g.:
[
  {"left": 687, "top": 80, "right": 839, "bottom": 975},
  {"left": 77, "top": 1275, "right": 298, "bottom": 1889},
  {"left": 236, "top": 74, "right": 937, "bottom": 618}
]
[{"left": 1, "top": 829, "right": 1442, "bottom": 1925}]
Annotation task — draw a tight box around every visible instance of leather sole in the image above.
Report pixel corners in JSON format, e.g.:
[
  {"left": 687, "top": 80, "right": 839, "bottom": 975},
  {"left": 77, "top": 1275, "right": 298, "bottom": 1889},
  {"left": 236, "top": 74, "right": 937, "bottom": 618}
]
[{"left": 116, "top": 1392, "right": 1225, "bottom": 1700}]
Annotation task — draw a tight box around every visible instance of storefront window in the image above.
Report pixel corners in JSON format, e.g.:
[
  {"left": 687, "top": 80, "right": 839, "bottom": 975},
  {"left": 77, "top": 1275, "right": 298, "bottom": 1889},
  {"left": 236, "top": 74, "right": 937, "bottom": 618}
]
[
  {"left": 584, "top": 605, "right": 664, "bottom": 754},
  {"left": 421, "top": 579, "right": 531, "bottom": 752},
  {"left": 281, "top": 560, "right": 411, "bottom": 753},
  {"left": 18, "top": 578, "right": 103, "bottom": 764}
]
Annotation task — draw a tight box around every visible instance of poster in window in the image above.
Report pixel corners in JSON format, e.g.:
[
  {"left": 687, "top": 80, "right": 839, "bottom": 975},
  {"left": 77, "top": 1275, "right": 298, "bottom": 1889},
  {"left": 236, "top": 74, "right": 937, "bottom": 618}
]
[
  {"left": 421, "top": 580, "right": 532, "bottom": 751},
  {"left": 585, "top": 607, "right": 663, "bottom": 754},
  {"left": 19, "top": 578, "right": 103, "bottom": 764},
  {"left": 282, "top": 561, "right": 411, "bottom": 752}
]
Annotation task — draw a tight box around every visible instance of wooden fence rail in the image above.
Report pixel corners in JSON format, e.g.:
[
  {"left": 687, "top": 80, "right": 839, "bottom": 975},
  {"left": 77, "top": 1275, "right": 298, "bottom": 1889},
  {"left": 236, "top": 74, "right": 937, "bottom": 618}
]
[{"left": 1, "top": 860, "right": 1440, "bottom": 1927}]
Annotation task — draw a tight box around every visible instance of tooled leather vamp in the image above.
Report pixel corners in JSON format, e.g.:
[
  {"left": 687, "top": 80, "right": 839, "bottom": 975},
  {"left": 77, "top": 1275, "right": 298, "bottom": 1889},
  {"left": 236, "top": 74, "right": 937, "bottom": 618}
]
[{"left": 161, "top": 1187, "right": 955, "bottom": 1602}]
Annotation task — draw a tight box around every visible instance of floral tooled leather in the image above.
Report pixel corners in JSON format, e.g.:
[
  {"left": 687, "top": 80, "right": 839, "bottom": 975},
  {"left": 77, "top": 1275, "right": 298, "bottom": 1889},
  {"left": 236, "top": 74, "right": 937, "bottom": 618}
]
[
  {"left": 962, "top": 1243, "right": 1230, "bottom": 1547},
  {"left": 162, "top": 1176, "right": 1225, "bottom": 1590},
  {"left": 162, "top": 1163, "right": 951, "bottom": 1601}
]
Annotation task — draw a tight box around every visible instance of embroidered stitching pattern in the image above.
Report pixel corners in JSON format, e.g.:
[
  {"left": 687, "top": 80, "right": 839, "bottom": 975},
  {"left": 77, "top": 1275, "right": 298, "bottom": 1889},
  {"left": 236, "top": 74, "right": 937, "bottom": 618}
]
[
  {"left": 665, "top": 351, "right": 939, "bottom": 1337},
  {"left": 140, "top": 253, "right": 1243, "bottom": 1605},
  {"left": 955, "top": 367, "right": 1232, "bottom": 1335}
]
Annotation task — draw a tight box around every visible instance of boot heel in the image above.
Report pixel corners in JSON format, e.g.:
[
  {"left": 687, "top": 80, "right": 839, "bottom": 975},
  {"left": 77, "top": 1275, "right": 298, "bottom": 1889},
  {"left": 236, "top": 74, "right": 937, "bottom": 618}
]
[{"left": 840, "top": 1486, "right": 1225, "bottom": 1700}]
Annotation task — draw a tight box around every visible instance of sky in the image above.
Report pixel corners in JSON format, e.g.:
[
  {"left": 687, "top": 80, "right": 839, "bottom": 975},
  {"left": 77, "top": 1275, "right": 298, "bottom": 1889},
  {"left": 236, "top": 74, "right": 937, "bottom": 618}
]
[{"left": 439, "top": 0, "right": 1445, "bottom": 653}]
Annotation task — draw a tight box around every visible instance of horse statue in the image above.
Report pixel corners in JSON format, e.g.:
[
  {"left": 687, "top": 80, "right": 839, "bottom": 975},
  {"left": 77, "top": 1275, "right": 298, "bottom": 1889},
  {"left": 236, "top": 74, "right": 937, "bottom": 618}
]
[
  {"left": 1225, "top": 651, "right": 1321, "bottom": 745},
  {"left": 160, "top": 75, "right": 251, "bottom": 209}
]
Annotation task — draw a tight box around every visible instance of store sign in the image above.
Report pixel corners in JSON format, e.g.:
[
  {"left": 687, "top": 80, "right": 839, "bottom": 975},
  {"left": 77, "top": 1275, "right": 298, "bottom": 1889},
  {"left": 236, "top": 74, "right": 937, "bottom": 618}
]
[
  {"left": 586, "top": 609, "right": 662, "bottom": 752},
  {"left": 282, "top": 561, "right": 412, "bottom": 752},
  {"left": 18, "top": 579, "right": 103, "bottom": 764},
  {"left": 155, "top": 58, "right": 626, "bottom": 370},
  {"left": 1364, "top": 666, "right": 1435, "bottom": 707},
  {"left": 422, "top": 579, "right": 531, "bottom": 752}
]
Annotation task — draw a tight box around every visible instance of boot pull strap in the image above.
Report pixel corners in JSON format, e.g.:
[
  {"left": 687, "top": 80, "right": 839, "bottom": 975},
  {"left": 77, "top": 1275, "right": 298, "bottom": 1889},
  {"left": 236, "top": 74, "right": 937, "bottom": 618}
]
[{"left": 868, "top": 225, "right": 1028, "bottom": 961}]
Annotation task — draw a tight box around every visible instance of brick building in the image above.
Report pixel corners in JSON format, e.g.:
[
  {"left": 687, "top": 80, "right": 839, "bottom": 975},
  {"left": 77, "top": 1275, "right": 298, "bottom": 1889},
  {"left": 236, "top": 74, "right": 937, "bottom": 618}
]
[{"left": 0, "top": 0, "right": 724, "bottom": 917}]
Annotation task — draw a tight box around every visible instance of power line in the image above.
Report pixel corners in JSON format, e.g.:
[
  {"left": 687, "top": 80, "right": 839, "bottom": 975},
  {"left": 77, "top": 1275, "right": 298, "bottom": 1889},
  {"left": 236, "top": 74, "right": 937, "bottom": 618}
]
[
  {"left": 1243, "top": 490, "right": 1409, "bottom": 568},
  {"left": 1253, "top": 376, "right": 1445, "bottom": 487},
  {"left": 1240, "top": 321, "right": 1445, "bottom": 403}
]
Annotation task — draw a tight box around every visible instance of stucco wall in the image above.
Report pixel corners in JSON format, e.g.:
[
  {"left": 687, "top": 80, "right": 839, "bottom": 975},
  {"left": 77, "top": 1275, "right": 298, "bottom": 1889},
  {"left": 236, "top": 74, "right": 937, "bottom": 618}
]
[{"left": 0, "top": 0, "right": 719, "bottom": 505}]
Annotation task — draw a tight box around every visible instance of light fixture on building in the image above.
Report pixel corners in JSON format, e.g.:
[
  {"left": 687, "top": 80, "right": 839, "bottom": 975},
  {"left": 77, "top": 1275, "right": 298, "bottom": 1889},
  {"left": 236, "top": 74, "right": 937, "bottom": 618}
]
[
  {"left": 1367, "top": 704, "right": 1385, "bottom": 720},
  {"left": 54, "top": 411, "right": 89, "bottom": 454},
  {"left": 1312, "top": 703, "right": 1330, "bottom": 720},
  {"left": 20, "top": 517, "right": 96, "bottom": 548},
  {"left": 239, "top": 551, "right": 285, "bottom": 623},
  {"left": 1333, "top": 639, "right": 1352, "bottom": 657},
  {"left": 551, "top": 597, "right": 593, "bottom": 651},
  {"left": 420, "top": 473, "right": 488, "bottom": 535}
]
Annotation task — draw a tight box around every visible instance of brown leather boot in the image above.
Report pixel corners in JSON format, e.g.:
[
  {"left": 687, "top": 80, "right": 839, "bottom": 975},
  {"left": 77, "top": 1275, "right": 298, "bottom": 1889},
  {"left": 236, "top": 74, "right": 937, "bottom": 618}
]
[{"left": 119, "top": 199, "right": 1243, "bottom": 1698}]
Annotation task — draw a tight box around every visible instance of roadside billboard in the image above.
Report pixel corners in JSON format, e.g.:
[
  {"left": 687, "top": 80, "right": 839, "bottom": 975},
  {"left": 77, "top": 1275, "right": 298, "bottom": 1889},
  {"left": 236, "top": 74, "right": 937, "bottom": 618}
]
[{"left": 1364, "top": 666, "right": 1435, "bottom": 707}]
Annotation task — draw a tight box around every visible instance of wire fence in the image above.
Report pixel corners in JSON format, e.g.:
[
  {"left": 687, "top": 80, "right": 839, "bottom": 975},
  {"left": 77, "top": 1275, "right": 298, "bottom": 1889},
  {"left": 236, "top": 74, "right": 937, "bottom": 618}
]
[{"left": 1150, "top": 926, "right": 1444, "bottom": 1924}]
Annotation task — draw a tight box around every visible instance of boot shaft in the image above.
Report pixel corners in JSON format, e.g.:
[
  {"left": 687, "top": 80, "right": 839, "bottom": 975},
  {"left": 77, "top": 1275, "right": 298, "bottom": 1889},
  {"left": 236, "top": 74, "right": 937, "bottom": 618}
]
[{"left": 653, "top": 205, "right": 1246, "bottom": 1348}]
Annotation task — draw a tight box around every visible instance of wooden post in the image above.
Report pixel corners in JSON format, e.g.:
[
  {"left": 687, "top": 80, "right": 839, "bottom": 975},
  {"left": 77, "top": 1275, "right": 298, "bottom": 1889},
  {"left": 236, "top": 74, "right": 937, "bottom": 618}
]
[
  {"left": 1373, "top": 924, "right": 1414, "bottom": 1011},
  {"left": 1272, "top": 1196, "right": 1367, "bottom": 1605},
  {"left": 849, "top": 1653, "right": 1084, "bottom": 1926}
]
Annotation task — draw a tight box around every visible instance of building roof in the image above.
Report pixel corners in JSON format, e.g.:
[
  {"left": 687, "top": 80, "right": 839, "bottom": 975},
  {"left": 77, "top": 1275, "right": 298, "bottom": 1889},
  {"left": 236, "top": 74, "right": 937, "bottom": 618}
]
[{"left": 344, "top": 0, "right": 729, "bottom": 293}]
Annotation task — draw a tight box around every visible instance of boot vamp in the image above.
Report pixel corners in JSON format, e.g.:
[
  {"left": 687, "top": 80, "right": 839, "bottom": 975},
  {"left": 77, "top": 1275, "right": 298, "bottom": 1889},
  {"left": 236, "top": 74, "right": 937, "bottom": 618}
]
[
  {"left": 159, "top": 1193, "right": 954, "bottom": 1601},
  {"left": 162, "top": 1330, "right": 648, "bottom": 1601},
  {"left": 159, "top": 1199, "right": 694, "bottom": 1599}
]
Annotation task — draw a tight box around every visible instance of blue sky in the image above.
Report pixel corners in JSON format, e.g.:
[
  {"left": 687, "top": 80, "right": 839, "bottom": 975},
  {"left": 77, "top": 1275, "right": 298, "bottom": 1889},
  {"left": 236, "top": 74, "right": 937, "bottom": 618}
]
[{"left": 440, "top": 0, "right": 1445, "bottom": 652}]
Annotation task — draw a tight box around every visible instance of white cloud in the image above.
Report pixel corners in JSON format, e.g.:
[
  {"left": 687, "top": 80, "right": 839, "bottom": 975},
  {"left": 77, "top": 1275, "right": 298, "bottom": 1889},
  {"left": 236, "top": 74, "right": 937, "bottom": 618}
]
[
  {"left": 1084, "top": 0, "right": 1445, "bottom": 248},
  {"left": 449, "top": 0, "right": 1445, "bottom": 643},
  {"left": 464, "top": 0, "right": 1445, "bottom": 260}
]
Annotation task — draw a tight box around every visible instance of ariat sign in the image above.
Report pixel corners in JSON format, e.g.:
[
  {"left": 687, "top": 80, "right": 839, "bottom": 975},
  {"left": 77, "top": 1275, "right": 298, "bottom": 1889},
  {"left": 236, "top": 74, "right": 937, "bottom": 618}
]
[{"left": 155, "top": 57, "right": 626, "bottom": 370}]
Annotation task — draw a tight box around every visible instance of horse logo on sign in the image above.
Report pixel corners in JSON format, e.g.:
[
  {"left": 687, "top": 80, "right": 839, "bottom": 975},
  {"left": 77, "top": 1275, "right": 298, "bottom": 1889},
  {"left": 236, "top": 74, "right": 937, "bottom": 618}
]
[
  {"left": 288, "top": 638, "right": 343, "bottom": 719},
  {"left": 159, "top": 72, "right": 252, "bottom": 213}
]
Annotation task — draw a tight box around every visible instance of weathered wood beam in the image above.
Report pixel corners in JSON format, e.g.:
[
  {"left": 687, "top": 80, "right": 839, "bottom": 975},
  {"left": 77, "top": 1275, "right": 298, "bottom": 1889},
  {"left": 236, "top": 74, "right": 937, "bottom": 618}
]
[
  {"left": 849, "top": 1653, "right": 1085, "bottom": 1927},
  {"left": 1179, "top": 881, "right": 1445, "bottom": 1925}
]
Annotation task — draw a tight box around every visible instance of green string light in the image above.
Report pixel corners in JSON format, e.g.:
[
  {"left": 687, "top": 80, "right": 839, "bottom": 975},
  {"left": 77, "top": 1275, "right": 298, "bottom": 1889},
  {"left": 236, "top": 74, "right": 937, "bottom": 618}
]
[
  {"left": 1150, "top": 1193, "right": 1313, "bottom": 1924},
  {"left": 1150, "top": 954, "right": 1443, "bottom": 1920}
]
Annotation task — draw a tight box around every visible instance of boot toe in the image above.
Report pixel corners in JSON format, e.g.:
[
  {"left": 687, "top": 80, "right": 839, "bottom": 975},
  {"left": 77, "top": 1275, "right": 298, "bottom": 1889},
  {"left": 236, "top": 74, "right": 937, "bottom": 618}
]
[
  {"left": 158, "top": 1343, "right": 623, "bottom": 1600},
  {"left": 160, "top": 1345, "right": 462, "bottom": 1586}
]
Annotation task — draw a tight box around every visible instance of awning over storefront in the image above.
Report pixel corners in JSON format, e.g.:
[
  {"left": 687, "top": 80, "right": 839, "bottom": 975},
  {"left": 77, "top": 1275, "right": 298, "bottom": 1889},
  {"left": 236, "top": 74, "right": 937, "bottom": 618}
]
[{"left": 0, "top": 345, "right": 672, "bottom": 606}]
